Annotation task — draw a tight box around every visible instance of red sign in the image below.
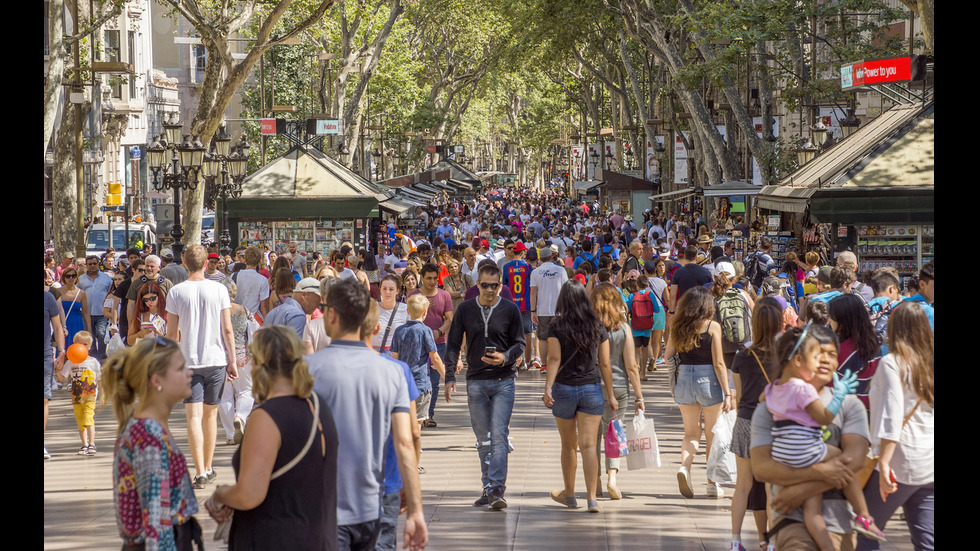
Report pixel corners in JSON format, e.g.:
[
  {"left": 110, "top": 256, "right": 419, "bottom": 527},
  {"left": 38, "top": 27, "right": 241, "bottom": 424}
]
[
  {"left": 260, "top": 119, "right": 277, "bottom": 135},
  {"left": 426, "top": 145, "right": 437, "bottom": 153},
  {"left": 840, "top": 57, "right": 911, "bottom": 90}
]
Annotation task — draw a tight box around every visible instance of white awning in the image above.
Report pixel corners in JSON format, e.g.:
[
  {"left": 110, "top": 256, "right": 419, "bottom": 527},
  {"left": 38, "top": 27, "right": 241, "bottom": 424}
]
[{"left": 649, "top": 188, "right": 696, "bottom": 201}]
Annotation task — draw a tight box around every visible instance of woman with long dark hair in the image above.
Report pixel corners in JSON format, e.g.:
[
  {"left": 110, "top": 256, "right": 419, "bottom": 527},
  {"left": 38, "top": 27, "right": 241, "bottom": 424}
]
[
  {"left": 829, "top": 293, "right": 881, "bottom": 410},
  {"left": 858, "top": 302, "right": 934, "bottom": 551},
  {"left": 729, "top": 300, "right": 784, "bottom": 551},
  {"left": 542, "top": 281, "right": 617, "bottom": 513},
  {"left": 665, "top": 285, "right": 732, "bottom": 499},
  {"left": 127, "top": 281, "right": 168, "bottom": 346}
]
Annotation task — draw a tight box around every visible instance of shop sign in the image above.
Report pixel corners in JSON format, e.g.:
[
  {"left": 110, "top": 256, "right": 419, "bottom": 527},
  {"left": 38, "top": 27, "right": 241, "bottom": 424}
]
[
  {"left": 260, "top": 118, "right": 278, "bottom": 135},
  {"left": 840, "top": 57, "right": 912, "bottom": 91},
  {"left": 314, "top": 119, "right": 343, "bottom": 135}
]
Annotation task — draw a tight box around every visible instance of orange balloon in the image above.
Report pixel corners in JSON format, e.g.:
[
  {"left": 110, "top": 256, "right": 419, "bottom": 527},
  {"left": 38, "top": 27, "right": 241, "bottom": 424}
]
[{"left": 67, "top": 343, "right": 89, "bottom": 364}]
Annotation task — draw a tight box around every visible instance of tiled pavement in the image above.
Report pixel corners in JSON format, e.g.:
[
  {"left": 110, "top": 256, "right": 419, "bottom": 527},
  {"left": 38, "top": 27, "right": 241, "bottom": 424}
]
[{"left": 44, "top": 365, "right": 914, "bottom": 550}]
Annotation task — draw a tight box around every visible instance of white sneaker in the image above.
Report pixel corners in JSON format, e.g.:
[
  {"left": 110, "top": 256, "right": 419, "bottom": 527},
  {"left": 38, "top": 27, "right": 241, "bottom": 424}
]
[
  {"left": 729, "top": 541, "right": 747, "bottom": 551},
  {"left": 706, "top": 482, "right": 724, "bottom": 498},
  {"left": 676, "top": 466, "right": 694, "bottom": 498}
]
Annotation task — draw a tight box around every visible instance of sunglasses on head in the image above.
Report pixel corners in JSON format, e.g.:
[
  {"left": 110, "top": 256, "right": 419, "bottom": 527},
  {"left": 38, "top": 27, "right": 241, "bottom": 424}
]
[{"left": 786, "top": 320, "right": 814, "bottom": 361}]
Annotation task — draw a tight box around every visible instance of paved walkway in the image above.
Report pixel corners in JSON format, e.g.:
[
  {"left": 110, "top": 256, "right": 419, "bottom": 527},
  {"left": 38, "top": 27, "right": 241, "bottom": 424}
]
[{"left": 44, "top": 366, "right": 914, "bottom": 550}]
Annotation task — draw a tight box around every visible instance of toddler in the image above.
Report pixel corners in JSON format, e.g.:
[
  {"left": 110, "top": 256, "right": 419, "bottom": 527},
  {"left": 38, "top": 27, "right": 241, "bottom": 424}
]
[
  {"left": 764, "top": 322, "right": 886, "bottom": 549},
  {"left": 56, "top": 331, "right": 103, "bottom": 455},
  {"left": 391, "top": 294, "right": 446, "bottom": 446}
]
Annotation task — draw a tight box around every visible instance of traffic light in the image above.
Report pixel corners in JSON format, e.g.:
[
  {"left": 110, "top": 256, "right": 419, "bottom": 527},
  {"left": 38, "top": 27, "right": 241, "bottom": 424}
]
[{"left": 106, "top": 183, "right": 123, "bottom": 206}]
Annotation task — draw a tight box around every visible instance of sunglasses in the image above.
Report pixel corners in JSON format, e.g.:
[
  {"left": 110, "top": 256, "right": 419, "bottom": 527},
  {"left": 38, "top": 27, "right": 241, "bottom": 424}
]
[
  {"left": 136, "top": 268, "right": 145, "bottom": 273},
  {"left": 64, "top": 273, "right": 77, "bottom": 279},
  {"left": 479, "top": 282, "right": 500, "bottom": 290},
  {"left": 786, "top": 320, "right": 814, "bottom": 361},
  {"left": 142, "top": 295, "right": 159, "bottom": 303}
]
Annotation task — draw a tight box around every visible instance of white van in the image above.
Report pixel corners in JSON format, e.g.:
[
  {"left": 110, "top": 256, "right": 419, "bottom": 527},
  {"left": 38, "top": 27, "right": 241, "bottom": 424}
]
[
  {"left": 84, "top": 222, "right": 157, "bottom": 261},
  {"left": 202, "top": 212, "right": 215, "bottom": 245}
]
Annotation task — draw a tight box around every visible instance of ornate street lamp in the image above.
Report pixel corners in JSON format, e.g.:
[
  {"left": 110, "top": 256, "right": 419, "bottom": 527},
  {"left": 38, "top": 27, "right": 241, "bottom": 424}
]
[
  {"left": 202, "top": 126, "right": 251, "bottom": 257},
  {"left": 147, "top": 112, "right": 205, "bottom": 264},
  {"left": 624, "top": 146, "right": 635, "bottom": 170},
  {"left": 839, "top": 108, "right": 861, "bottom": 139}
]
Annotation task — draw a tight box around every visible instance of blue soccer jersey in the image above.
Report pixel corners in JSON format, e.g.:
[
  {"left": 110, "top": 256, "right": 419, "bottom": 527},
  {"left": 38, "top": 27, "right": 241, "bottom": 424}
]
[{"left": 504, "top": 260, "right": 532, "bottom": 312}]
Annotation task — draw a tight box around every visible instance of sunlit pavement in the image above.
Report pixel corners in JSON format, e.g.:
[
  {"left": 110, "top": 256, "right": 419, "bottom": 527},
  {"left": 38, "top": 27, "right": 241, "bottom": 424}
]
[{"left": 44, "top": 366, "right": 914, "bottom": 550}]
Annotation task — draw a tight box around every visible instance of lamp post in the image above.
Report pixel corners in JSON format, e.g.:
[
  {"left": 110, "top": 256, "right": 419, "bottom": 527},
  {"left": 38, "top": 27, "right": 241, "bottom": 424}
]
[
  {"left": 146, "top": 112, "right": 205, "bottom": 265},
  {"left": 202, "top": 126, "right": 251, "bottom": 258}
]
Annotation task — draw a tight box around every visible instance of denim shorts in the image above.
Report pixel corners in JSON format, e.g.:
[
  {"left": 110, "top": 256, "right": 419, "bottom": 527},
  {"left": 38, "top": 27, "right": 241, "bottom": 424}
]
[
  {"left": 521, "top": 310, "right": 536, "bottom": 335},
  {"left": 551, "top": 382, "right": 604, "bottom": 419},
  {"left": 673, "top": 364, "right": 724, "bottom": 407}
]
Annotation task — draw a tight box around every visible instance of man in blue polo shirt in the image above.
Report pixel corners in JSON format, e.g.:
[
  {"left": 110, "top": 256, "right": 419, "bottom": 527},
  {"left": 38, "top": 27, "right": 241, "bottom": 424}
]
[{"left": 306, "top": 279, "right": 428, "bottom": 551}]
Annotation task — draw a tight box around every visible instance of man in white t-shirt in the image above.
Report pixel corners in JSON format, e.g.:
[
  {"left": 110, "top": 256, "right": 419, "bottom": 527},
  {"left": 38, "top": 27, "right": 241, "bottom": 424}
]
[
  {"left": 234, "top": 246, "right": 271, "bottom": 318},
  {"left": 166, "top": 244, "right": 237, "bottom": 490},
  {"left": 529, "top": 246, "right": 568, "bottom": 374}
]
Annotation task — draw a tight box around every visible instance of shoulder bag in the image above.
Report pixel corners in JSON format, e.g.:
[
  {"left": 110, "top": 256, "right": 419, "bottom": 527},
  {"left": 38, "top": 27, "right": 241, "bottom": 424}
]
[
  {"left": 378, "top": 303, "right": 400, "bottom": 354},
  {"left": 855, "top": 397, "right": 922, "bottom": 488},
  {"left": 211, "top": 394, "right": 324, "bottom": 544}
]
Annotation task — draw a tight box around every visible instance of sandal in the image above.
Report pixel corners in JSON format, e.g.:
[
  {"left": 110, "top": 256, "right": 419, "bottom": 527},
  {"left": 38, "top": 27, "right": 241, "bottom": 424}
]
[
  {"left": 852, "top": 516, "right": 886, "bottom": 541},
  {"left": 424, "top": 419, "right": 437, "bottom": 428},
  {"left": 77, "top": 446, "right": 89, "bottom": 455}
]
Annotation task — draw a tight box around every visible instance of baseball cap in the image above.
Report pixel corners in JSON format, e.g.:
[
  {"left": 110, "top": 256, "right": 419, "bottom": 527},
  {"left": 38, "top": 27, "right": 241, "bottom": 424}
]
[
  {"left": 208, "top": 253, "right": 220, "bottom": 260},
  {"left": 715, "top": 261, "right": 736, "bottom": 278},
  {"left": 295, "top": 278, "right": 322, "bottom": 296},
  {"left": 161, "top": 248, "right": 174, "bottom": 261},
  {"left": 512, "top": 242, "right": 527, "bottom": 252},
  {"left": 817, "top": 266, "right": 833, "bottom": 285},
  {"left": 539, "top": 246, "right": 553, "bottom": 259}
]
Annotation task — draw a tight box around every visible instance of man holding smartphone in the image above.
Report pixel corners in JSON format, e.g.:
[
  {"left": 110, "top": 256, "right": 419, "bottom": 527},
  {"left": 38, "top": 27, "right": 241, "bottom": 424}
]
[{"left": 444, "top": 263, "right": 525, "bottom": 510}]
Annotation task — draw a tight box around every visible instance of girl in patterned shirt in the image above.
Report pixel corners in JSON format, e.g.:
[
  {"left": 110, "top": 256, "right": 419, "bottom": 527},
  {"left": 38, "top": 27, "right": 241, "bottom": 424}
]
[{"left": 102, "top": 336, "right": 201, "bottom": 550}]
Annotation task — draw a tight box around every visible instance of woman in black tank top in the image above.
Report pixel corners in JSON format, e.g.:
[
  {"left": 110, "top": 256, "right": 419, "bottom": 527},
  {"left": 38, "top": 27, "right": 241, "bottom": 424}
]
[
  {"left": 204, "top": 326, "right": 339, "bottom": 551},
  {"left": 664, "top": 286, "right": 734, "bottom": 500}
]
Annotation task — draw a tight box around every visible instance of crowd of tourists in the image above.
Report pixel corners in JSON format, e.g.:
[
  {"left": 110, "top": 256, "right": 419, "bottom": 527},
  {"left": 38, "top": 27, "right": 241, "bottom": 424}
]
[{"left": 44, "top": 185, "right": 933, "bottom": 551}]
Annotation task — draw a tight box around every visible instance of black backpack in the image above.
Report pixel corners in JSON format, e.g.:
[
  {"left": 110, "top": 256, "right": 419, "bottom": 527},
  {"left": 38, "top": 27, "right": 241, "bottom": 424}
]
[{"left": 743, "top": 252, "right": 769, "bottom": 290}]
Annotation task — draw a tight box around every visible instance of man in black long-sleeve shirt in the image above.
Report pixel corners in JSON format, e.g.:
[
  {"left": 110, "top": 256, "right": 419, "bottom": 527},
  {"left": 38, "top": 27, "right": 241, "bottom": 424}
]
[{"left": 444, "top": 263, "right": 525, "bottom": 510}]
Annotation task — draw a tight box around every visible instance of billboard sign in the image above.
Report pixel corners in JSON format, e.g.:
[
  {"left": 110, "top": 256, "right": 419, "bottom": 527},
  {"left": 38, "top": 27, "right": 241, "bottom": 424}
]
[{"left": 840, "top": 57, "right": 912, "bottom": 91}]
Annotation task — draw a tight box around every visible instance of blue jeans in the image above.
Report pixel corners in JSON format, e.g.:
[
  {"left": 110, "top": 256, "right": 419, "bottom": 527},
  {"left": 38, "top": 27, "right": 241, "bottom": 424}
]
[
  {"left": 428, "top": 342, "right": 447, "bottom": 419},
  {"left": 372, "top": 492, "right": 400, "bottom": 551},
  {"left": 91, "top": 315, "right": 109, "bottom": 359},
  {"left": 467, "top": 376, "right": 516, "bottom": 493},
  {"left": 856, "top": 475, "right": 934, "bottom": 551}
]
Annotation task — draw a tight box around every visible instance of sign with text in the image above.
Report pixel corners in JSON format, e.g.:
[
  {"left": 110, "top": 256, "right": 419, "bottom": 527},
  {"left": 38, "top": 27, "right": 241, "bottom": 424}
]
[
  {"left": 840, "top": 57, "right": 912, "bottom": 91},
  {"left": 260, "top": 119, "right": 278, "bottom": 135},
  {"left": 314, "top": 119, "right": 343, "bottom": 135}
]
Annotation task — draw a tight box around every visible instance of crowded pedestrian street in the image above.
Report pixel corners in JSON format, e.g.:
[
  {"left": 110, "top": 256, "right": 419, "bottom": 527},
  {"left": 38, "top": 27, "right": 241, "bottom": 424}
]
[
  {"left": 45, "top": 3, "right": 933, "bottom": 546},
  {"left": 43, "top": 362, "right": 918, "bottom": 550}
]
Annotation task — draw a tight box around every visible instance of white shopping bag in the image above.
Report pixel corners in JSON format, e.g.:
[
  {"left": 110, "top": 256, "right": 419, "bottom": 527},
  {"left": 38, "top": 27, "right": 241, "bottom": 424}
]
[
  {"left": 625, "top": 410, "right": 661, "bottom": 470},
  {"left": 706, "top": 410, "right": 738, "bottom": 483}
]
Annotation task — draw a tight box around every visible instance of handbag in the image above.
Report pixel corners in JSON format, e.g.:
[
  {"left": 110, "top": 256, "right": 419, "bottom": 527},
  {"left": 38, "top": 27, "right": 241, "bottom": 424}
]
[
  {"left": 856, "top": 397, "right": 922, "bottom": 488},
  {"left": 212, "top": 394, "right": 324, "bottom": 543},
  {"left": 624, "top": 410, "right": 662, "bottom": 470},
  {"left": 604, "top": 418, "right": 629, "bottom": 458},
  {"left": 122, "top": 516, "right": 204, "bottom": 551}
]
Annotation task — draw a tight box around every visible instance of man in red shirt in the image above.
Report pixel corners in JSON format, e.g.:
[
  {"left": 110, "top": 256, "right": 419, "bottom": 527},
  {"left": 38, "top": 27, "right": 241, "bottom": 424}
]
[{"left": 409, "top": 263, "right": 454, "bottom": 427}]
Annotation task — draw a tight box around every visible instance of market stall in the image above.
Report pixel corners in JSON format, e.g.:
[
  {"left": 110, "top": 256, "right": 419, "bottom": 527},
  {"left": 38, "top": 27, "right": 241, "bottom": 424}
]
[
  {"left": 756, "top": 100, "right": 934, "bottom": 285},
  {"left": 224, "top": 144, "right": 391, "bottom": 257}
]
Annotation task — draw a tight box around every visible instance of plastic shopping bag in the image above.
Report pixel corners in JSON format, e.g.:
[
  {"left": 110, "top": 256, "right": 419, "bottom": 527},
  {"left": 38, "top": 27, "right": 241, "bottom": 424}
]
[
  {"left": 706, "top": 410, "right": 738, "bottom": 484},
  {"left": 106, "top": 332, "right": 126, "bottom": 357},
  {"left": 625, "top": 410, "right": 662, "bottom": 470},
  {"left": 604, "top": 418, "right": 628, "bottom": 458}
]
